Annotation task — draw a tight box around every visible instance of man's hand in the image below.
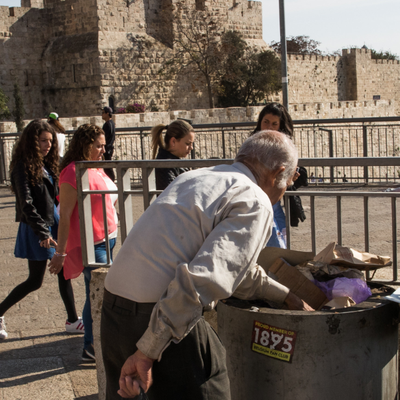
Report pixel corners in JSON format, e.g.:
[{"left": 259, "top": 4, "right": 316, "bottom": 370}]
[
  {"left": 118, "top": 350, "right": 155, "bottom": 398},
  {"left": 284, "top": 292, "right": 314, "bottom": 311}
]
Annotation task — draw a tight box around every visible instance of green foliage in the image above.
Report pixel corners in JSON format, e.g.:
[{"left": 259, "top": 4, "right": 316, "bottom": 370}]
[
  {"left": 11, "top": 83, "right": 25, "bottom": 132},
  {"left": 218, "top": 31, "right": 282, "bottom": 107},
  {"left": 0, "top": 86, "right": 10, "bottom": 121},
  {"left": 371, "top": 49, "right": 399, "bottom": 61},
  {"left": 270, "top": 35, "right": 322, "bottom": 55}
]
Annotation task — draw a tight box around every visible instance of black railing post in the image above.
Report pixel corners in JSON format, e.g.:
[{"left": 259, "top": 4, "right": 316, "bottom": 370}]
[
  {"left": 363, "top": 125, "right": 369, "bottom": 183},
  {"left": 140, "top": 130, "right": 145, "bottom": 160},
  {"left": 0, "top": 137, "right": 5, "bottom": 184},
  {"left": 191, "top": 142, "right": 195, "bottom": 159},
  {"left": 222, "top": 129, "right": 226, "bottom": 159},
  {"left": 328, "top": 130, "right": 334, "bottom": 183}
]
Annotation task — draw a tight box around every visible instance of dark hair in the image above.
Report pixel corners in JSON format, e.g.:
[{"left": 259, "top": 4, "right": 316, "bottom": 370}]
[
  {"left": 60, "top": 124, "right": 104, "bottom": 171},
  {"left": 151, "top": 119, "right": 194, "bottom": 159},
  {"left": 47, "top": 117, "right": 66, "bottom": 134},
  {"left": 103, "top": 107, "right": 113, "bottom": 118},
  {"left": 10, "top": 119, "right": 59, "bottom": 190},
  {"left": 252, "top": 102, "right": 294, "bottom": 138}
]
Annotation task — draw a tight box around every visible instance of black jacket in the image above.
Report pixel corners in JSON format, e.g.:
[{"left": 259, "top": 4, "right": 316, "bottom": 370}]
[
  {"left": 11, "top": 160, "right": 57, "bottom": 241},
  {"left": 155, "top": 148, "right": 189, "bottom": 191},
  {"left": 102, "top": 119, "right": 115, "bottom": 160},
  {"left": 287, "top": 166, "right": 308, "bottom": 227}
]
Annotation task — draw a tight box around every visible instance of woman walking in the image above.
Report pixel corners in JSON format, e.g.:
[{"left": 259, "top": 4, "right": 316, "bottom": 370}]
[
  {"left": 0, "top": 120, "right": 81, "bottom": 340},
  {"left": 252, "top": 103, "right": 306, "bottom": 248},
  {"left": 151, "top": 119, "right": 195, "bottom": 190},
  {"left": 48, "top": 123, "right": 118, "bottom": 361}
]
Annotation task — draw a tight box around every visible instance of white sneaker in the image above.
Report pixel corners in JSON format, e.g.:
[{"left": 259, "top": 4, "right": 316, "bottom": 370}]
[
  {"left": 0, "top": 316, "right": 8, "bottom": 339},
  {"left": 65, "top": 317, "right": 85, "bottom": 334}
]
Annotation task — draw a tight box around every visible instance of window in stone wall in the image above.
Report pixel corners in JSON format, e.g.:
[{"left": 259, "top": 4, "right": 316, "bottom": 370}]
[
  {"left": 24, "top": 70, "right": 29, "bottom": 86},
  {"left": 109, "top": 96, "right": 115, "bottom": 111},
  {"left": 195, "top": 0, "right": 205, "bottom": 11}
]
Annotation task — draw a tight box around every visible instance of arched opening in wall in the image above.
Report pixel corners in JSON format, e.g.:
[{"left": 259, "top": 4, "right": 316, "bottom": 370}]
[{"left": 108, "top": 96, "right": 115, "bottom": 111}]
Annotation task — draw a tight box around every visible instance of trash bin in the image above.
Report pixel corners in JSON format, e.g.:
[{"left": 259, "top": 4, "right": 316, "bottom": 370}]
[{"left": 218, "top": 284, "right": 399, "bottom": 400}]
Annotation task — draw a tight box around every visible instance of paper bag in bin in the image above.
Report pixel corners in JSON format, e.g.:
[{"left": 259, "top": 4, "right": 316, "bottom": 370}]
[{"left": 314, "top": 242, "right": 391, "bottom": 271}]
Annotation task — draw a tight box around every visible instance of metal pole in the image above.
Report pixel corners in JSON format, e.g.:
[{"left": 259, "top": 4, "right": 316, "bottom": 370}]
[
  {"left": 0, "top": 138, "right": 5, "bottom": 183},
  {"left": 363, "top": 125, "right": 369, "bottom": 183},
  {"left": 279, "top": 0, "right": 289, "bottom": 110}
]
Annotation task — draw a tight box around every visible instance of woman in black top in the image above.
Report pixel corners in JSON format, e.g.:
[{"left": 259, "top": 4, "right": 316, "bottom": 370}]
[
  {"left": 0, "top": 120, "right": 81, "bottom": 340},
  {"left": 151, "top": 120, "right": 195, "bottom": 190}
]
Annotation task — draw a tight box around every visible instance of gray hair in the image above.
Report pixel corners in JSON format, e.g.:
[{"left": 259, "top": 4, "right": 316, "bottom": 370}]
[{"left": 235, "top": 130, "right": 298, "bottom": 189}]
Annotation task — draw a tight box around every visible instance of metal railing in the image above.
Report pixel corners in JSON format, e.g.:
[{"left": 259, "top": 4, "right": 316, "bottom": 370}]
[
  {"left": 76, "top": 157, "right": 400, "bottom": 283},
  {"left": 1, "top": 116, "right": 400, "bottom": 184}
]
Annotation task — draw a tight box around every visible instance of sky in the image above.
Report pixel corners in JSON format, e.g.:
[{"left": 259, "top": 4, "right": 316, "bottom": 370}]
[
  {"left": 0, "top": 0, "right": 399, "bottom": 57},
  {"left": 261, "top": 0, "right": 400, "bottom": 57}
]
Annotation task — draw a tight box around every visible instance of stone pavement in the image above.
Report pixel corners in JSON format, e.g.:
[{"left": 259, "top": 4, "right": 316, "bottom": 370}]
[{"left": 0, "top": 186, "right": 99, "bottom": 400}]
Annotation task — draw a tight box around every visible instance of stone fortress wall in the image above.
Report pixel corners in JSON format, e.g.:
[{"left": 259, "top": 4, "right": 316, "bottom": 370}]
[
  {"left": 0, "top": 0, "right": 399, "bottom": 121},
  {"left": 287, "top": 49, "right": 400, "bottom": 114}
]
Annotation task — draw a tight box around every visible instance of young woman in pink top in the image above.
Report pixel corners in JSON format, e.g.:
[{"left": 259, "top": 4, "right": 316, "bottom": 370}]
[{"left": 48, "top": 124, "right": 118, "bottom": 361}]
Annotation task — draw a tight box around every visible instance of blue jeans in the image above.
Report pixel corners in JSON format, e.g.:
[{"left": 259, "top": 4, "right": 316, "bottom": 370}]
[
  {"left": 266, "top": 202, "right": 287, "bottom": 248},
  {"left": 83, "top": 238, "right": 116, "bottom": 350}
]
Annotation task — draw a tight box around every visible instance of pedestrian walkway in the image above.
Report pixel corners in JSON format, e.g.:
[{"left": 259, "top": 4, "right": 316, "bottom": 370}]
[{"left": 0, "top": 186, "right": 98, "bottom": 400}]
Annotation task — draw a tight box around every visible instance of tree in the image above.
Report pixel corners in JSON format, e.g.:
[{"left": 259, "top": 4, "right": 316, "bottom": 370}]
[
  {"left": 11, "top": 83, "right": 25, "bottom": 133},
  {"left": 270, "top": 35, "right": 322, "bottom": 55},
  {"left": 218, "top": 31, "right": 281, "bottom": 107},
  {"left": 158, "top": 2, "right": 228, "bottom": 108},
  {"left": 0, "top": 87, "right": 10, "bottom": 121},
  {"left": 371, "top": 49, "right": 399, "bottom": 61}
]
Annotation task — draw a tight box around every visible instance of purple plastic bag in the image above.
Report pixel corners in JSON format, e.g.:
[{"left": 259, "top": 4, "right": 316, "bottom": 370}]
[{"left": 314, "top": 277, "right": 372, "bottom": 304}]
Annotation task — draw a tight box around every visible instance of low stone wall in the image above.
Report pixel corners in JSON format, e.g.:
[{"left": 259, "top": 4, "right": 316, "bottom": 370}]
[{"left": 0, "top": 100, "right": 397, "bottom": 133}]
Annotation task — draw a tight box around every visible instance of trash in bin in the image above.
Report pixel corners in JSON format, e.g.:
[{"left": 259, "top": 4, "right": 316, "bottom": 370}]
[
  {"left": 297, "top": 261, "right": 364, "bottom": 281},
  {"left": 268, "top": 257, "right": 328, "bottom": 310},
  {"left": 322, "top": 296, "right": 356, "bottom": 309},
  {"left": 314, "top": 242, "right": 392, "bottom": 270},
  {"left": 314, "top": 277, "right": 372, "bottom": 304},
  {"left": 257, "top": 243, "right": 391, "bottom": 310}
]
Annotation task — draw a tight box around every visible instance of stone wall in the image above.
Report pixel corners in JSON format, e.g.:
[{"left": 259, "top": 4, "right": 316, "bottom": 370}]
[
  {"left": 0, "top": 0, "right": 268, "bottom": 118},
  {"left": 287, "top": 48, "right": 400, "bottom": 115},
  {"left": 0, "top": 1, "right": 399, "bottom": 120},
  {"left": 287, "top": 54, "right": 345, "bottom": 103}
]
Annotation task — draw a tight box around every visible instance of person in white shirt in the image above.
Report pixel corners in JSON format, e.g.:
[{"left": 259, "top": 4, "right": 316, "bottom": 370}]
[
  {"left": 47, "top": 112, "right": 66, "bottom": 158},
  {"left": 101, "top": 130, "right": 313, "bottom": 400}
]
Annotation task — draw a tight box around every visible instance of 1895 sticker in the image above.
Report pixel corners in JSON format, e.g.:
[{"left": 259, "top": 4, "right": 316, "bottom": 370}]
[{"left": 251, "top": 320, "right": 297, "bottom": 362}]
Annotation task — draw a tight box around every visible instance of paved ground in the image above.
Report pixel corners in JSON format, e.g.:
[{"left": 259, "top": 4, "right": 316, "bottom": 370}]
[
  {"left": 0, "top": 183, "right": 398, "bottom": 399},
  {"left": 0, "top": 186, "right": 100, "bottom": 400}
]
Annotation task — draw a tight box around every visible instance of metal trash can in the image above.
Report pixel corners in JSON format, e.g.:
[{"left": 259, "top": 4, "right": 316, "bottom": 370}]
[{"left": 218, "top": 284, "right": 399, "bottom": 400}]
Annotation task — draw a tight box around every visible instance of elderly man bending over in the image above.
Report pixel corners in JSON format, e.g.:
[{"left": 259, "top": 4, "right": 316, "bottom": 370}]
[{"left": 101, "top": 130, "right": 313, "bottom": 399}]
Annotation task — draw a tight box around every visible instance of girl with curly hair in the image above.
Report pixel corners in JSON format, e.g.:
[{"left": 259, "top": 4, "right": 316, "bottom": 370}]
[
  {"left": 0, "top": 120, "right": 81, "bottom": 340},
  {"left": 49, "top": 123, "right": 118, "bottom": 361}
]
